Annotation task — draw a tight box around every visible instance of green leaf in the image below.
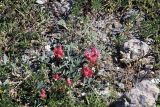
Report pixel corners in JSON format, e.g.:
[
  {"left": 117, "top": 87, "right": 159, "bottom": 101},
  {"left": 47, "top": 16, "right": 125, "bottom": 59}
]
[{"left": 57, "top": 19, "right": 68, "bottom": 29}]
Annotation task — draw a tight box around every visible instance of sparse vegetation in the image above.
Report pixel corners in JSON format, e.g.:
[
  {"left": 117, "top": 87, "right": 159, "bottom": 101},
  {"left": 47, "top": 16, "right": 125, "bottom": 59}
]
[{"left": 0, "top": 0, "right": 160, "bottom": 106}]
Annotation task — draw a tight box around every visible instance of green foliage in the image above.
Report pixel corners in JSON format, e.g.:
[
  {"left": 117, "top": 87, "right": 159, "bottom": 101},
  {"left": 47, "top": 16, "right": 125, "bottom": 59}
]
[
  {"left": 72, "top": 0, "right": 102, "bottom": 15},
  {"left": 0, "top": 95, "right": 19, "bottom": 107},
  {"left": 140, "top": 16, "right": 160, "bottom": 69},
  {"left": 48, "top": 93, "right": 106, "bottom": 107},
  {"left": 91, "top": 0, "right": 102, "bottom": 11},
  {"left": 140, "top": 17, "right": 159, "bottom": 38},
  {"left": 0, "top": 0, "right": 49, "bottom": 54},
  {"left": 72, "top": 0, "right": 84, "bottom": 16},
  {"left": 0, "top": 0, "right": 160, "bottom": 106}
]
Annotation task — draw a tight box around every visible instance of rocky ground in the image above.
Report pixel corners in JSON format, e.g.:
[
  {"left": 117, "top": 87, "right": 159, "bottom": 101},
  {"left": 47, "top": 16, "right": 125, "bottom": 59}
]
[{"left": 0, "top": 0, "right": 160, "bottom": 107}]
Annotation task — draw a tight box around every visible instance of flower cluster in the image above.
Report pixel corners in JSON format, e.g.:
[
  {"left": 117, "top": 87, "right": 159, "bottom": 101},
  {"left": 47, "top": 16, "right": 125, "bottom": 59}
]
[
  {"left": 84, "top": 47, "right": 100, "bottom": 64},
  {"left": 82, "top": 47, "right": 100, "bottom": 78},
  {"left": 81, "top": 66, "right": 94, "bottom": 78},
  {"left": 66, "top": 78, "right": 72, "bottom": 86},
  {"left": 40, "top": 88, "right": 47, "bottom": 99},
  {"left": 52, "top": 73, "right": 72, "bottom": 86},
  {"left": 53, "top": 73, "right": 61, "bottom": 81},
  {"left": 40, "top": 45, "right": 100, "bottom": 99},
  {"left": 53, "top": 45, "right": 64, "bottom": 59}
]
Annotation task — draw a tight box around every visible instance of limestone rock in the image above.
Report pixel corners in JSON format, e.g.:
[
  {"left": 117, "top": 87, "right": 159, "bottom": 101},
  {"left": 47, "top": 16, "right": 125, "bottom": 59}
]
[
  {"left": 121, "top": 39, "right": 150, "bottom": 63},
  {"left": 125, "top": 80, "right": 159, "bottom": 107},
  {"left": 109, "top": 80, "right": 159, "bottom": 107}
]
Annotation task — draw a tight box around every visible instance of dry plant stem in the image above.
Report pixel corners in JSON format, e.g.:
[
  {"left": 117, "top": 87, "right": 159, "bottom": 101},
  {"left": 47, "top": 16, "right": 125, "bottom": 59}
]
[{"left": 14, "top": 73, "right": 31, "bottom": 89}]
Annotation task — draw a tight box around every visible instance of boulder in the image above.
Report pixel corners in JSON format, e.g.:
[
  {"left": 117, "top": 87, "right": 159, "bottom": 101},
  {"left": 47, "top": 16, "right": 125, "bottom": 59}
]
[
  {"left": 109, "top": 80, "right": 159, "bottom": 107},
  {"left": 121, "top": 39, "right": 150, "bottom": 63}
]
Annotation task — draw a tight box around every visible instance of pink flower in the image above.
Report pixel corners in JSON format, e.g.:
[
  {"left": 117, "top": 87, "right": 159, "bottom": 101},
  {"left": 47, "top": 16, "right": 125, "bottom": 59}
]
[
  {"left": 66, "top": 78, "right": 72, "bottom": 86},
  {"left": 40, "top": 88, "right": 47, "bottom": 99},
  {"left": 84, "top": 47, "right": 100, "bottom": 63},
  {"left": 53, "top": 73, "right": 61, "bottom": 81},
  {"left": 81, "top": 66, "right": 94, "bottom": 78},
  {"left": 53, "top": 45, "right": 64, "bottom": 59}
]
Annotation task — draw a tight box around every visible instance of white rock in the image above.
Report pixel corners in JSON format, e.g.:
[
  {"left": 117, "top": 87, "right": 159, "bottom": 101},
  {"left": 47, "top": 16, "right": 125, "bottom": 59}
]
[
  {"left": 36, "top": 0, "right": 47, "bottom": 4},
  {"left": 81, "top": 92, "right": 86, "bottom": 96},
  {"left": 45, "top": 45, "right": 51, "bottom": 51},
  {"left": 116, "top": 67, "right": 120, "bottom": 70}
]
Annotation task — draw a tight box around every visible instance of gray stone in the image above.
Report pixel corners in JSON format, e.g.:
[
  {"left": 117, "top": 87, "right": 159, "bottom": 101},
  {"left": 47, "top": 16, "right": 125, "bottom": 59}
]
[
  {"left": 117, "top": 83, "right": 125, "bottom": 90},
  {"left": 52, "top": 0, "right": 73, "bottom": 17},
  {"left": 121, "top": 39, "right": 150, "bottom": 63},
  {"left": 151, "top": 78, "right": 160, "bottom": 85},
  {"left": 110, "top": 80, "right": 159, "bottom": 107},
  {"left": 139, "top": 70, "right": 147, "bottom": 77},
  {"left": 124, "top": 80, "right": 159, "bottom": 107},
  {"left": 145, "top": 38, "right": 155, "bottom": 45}
]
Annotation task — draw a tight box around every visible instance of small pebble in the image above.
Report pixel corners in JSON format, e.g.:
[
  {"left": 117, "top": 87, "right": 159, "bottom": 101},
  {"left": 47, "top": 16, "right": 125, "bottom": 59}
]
[
  {"left": 45, "top": 45, "right": 51, "bottom": 51},
  {"left": 36, "top": 0, "right": 47, "bottom": 4}
]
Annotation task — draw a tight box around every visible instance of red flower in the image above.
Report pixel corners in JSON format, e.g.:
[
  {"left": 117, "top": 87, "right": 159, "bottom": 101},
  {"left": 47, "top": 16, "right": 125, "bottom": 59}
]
[
  {"left": 84, "top": 47, "right": 100, "bottom": 63},
  {"left": 40, "top": 88, "right": 47, "bottom": 99},
  {"left": 53, "top": 45, "right": 64, "bottom": 59},
  {"left": 81, "top": 66, "right": 94, "bottom": 78},
  {"left": 66, "top": 78, "right": 72, "bottom": 86},
  {"left": 53, "top": 73, "right": 61, "bottom": 81}
]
